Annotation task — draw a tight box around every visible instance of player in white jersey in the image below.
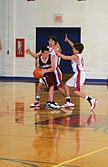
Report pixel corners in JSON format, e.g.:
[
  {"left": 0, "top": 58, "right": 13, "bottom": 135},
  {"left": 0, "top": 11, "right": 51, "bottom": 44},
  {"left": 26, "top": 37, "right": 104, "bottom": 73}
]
[
  {"left": 47, "top": 47, "right": 62, "bottom": 87},
  {"left": 47, "top": 36, "right": 65, "bottom": 91},
  {"left": 55, "top": 34, "right": 97, "bottom": 111}
]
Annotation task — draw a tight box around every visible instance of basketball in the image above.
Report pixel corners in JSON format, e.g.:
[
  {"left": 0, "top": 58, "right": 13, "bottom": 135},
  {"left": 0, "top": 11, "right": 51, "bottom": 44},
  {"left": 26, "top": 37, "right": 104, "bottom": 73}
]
[{"left": 33, "top": 68, "right": 42, "bottom": 79}]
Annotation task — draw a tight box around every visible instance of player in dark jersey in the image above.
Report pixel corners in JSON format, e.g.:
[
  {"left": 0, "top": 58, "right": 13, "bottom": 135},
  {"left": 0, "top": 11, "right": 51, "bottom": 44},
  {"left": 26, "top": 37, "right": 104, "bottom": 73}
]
[
  {"left": 30, "top": 46, "right": 60, "bottom": 109},
  {"left": 26, "top": 37, "right": 66, "bottom": 108}
]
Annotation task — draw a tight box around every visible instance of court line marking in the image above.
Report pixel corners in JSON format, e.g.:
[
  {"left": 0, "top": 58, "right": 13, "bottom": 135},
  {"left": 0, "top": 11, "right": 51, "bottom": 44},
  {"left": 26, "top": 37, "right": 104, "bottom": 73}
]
[
  {"left": 0, "top": 158, "right": 39, "bottom": 167},
  {"left": 52, "top": 146, "right": 108, "bottom": 167}
]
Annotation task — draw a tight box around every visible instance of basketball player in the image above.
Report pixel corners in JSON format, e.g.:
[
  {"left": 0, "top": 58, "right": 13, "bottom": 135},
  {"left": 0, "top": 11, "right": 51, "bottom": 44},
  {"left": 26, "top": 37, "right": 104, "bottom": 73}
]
[
  {"left": 0, "top": 38, "right": 2, "bottom": 51},
  {"left": 47, "top": 36, "right": 65, "bottom": 95},
  {"left": 55, "top": 34, "right": 97, "bottom": 111},
  {"left": 28, "top": 46, "right": 60, "bottom": 109},
  {"left": 26, "top": 36, "right": 69, "bottom": 107},
  {"left": 27, "top": 36, "right": 66, "bottom": 96}
]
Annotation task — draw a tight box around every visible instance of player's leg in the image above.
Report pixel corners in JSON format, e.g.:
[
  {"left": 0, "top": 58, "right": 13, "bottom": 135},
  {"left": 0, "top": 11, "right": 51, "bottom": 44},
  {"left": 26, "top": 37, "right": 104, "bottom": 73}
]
[
  {"left": 61, "top": 76, "right": 75, "bottom": 108},
  {"left": 74, "top": 90, "right": 86, "bottom": 98},
  {"left": 64, "top": 84, "right": 70, "bottom": 97},
  {"left": 74, "top": 71, "right": 97, "bottom": 111},
  {"left": 58, "top": 86, "right": 66, "bottom": 96},
  {"left": 48, "top": 86, "right": 60, "bottom": 109},
  {"left": 30, "top": 79, "right": 44, "bottom": 107},
  {"left": 55, "top": 68, "right": 66, "bottom": 96},
  {"left": 44, "top": 72, "right": 60, "bottom": 109},
  {"left": 48, "top": 85, "right": 54, "bottom": 102},
  {"left": 74, "top": 71, "right": 86, "bottom": 98}
]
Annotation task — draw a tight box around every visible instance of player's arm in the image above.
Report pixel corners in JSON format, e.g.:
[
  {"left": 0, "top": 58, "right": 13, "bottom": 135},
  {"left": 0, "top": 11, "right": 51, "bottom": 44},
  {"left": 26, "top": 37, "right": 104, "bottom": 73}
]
[
  {"left": 56, "top": 51, "right": 78, "bottom": 61},
  {"left": 36, "top": 57, "right": 40, "bottom": 68},
  {"left": 0, "top": 38, "right": 2, "bottom": 51},
  {"left": 55, "top": 42, "right": 62, "bottom": 53},
  {"left": 65, "top": 34, "right": 74, "bottom": 48},
  {"left": 48, "top": 55, "right": 55, "bottom": 72},
  {"left": 26, "top": 48, "right": 42, "bottom": 58}
]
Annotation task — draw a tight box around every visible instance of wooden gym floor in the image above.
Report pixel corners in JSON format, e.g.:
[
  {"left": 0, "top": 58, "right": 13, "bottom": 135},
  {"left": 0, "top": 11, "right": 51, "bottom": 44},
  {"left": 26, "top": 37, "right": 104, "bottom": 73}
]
[{"left": 0, "top": 81, "right": 108, "bottom": 167}]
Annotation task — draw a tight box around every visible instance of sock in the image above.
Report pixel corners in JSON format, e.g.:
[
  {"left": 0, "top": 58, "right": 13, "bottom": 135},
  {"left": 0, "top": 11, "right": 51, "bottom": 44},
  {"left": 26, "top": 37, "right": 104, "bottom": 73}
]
[
  {"left": 85, "top": 96, "right": 92, "bottom": 102},
  {"left": 36, "top": 96, "right": 40, "bottom": 101},
  {"left": 66, "top": 96, "right": 70, "bottom": 103},
  {"left": 46, "top": 101, "right": 50, "bottom": 103}
]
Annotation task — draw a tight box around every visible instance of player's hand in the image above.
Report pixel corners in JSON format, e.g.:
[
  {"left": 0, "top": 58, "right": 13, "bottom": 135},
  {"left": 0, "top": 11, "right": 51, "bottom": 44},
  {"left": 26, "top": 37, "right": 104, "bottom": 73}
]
[
  {"left": 39, "top": 50, "right": 42, "bottom": 54},
  {"left": 65, "top": 34, "right": 68, "bottom": 42},
  {"left": 41, "top": 69, "right": 46, "bottom": 76},
  {"left": 26, "top": 48, "right": 31, "bottom": 54}
]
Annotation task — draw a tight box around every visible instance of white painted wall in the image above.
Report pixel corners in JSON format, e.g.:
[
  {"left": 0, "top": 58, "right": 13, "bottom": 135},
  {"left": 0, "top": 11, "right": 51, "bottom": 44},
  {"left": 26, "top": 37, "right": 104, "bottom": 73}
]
[
  {"left": 0, "top": 0, "right": 108, "bottom": 79},
  {"left": 0, "top": 0, "right": 15, "bottom": 76}
]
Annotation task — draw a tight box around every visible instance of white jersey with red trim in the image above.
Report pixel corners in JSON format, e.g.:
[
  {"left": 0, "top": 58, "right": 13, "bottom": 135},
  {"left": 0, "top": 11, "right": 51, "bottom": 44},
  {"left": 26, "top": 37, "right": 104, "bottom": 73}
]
[
  {"left": 71, "top": 53, "right": 85, "bottom": 73},
  {"left": 47, "top": 46, "right": 62, "bottom": 88},
  {"left": 47, "top": 46, "right": 61, "bottom": 69}
]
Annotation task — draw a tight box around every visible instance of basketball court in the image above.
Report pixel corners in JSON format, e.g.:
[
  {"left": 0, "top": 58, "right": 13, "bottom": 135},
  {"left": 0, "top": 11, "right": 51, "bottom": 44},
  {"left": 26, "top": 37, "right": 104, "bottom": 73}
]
[
  {"left": 0, "top": 0, "right": 108, "bottom": 166},
  {"left": 0, "top": 81, "right": 108, "bottom": 167}
]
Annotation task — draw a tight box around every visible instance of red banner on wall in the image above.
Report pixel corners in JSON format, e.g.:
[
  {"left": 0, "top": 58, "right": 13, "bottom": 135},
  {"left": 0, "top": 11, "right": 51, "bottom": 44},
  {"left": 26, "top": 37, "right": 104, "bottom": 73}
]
[{"left": 16, "top": 38, "right": 25, "bottom": 57}]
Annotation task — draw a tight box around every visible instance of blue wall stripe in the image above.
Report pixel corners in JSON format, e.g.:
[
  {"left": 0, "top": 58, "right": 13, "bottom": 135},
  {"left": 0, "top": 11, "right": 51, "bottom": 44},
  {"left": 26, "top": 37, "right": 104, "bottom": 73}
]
[{"left": 0, "top": 76, "right": 107, "bottom": 85}]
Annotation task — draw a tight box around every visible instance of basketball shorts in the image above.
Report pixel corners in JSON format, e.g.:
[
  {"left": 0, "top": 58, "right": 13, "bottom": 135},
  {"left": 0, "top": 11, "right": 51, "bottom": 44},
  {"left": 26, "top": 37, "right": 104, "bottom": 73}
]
[
  {"left": 66, "top": 71, "right": 86, "bottom": 91},
  {"left": 39, "top": 72, "right": 58, "bottom": 91},
  {"left": 39, "top": 67, "right": 62, "bottom": 89}
]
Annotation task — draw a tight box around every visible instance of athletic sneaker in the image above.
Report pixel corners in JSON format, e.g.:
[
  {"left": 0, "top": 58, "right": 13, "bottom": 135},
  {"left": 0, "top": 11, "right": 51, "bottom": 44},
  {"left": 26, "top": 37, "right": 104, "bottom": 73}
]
[
  {"left": 46, "top": 101, "right": 58, "bottom": 107},
  {"left": 89, "top": 99, "right": 97, "bottom": 111},
  {"left": 30, "top": 101, "right": 40, "bottom": 108},
  {"left": 46, "top": 101, "right": 51, "bottom": 107},
  {"left": 61, "top": 102, "right": 75, "bottom": 108},
  {"left": 49, "top": 101, "right": 61, "bottom": 109}
]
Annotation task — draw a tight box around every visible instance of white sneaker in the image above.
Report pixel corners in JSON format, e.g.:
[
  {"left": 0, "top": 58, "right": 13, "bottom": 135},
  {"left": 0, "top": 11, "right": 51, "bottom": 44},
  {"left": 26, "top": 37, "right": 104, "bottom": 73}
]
[
  {"left": 30, "top": 101, "right": 40, "bottom": 108},
  {"left": 49, "top": 101, "right": 61, "bottom": 110},
  {"left": 61, "top": 102, "right": 75, "bottom": 108},
  {"left": 90, "top": 99, "right": 97, "bottom": 111}
]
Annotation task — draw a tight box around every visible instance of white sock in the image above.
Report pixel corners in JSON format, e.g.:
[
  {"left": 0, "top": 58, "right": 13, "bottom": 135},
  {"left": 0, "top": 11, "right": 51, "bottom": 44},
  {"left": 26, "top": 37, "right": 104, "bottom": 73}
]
[{"left": 85, "top": 96, "right": 88, "bottom": 100}]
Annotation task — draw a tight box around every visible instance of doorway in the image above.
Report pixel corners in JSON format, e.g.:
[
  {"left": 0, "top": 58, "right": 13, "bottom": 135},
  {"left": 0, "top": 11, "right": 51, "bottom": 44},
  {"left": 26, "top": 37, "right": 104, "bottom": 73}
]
[{"left": 36, "top": 27, "right": 81, "bottom": 74}]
